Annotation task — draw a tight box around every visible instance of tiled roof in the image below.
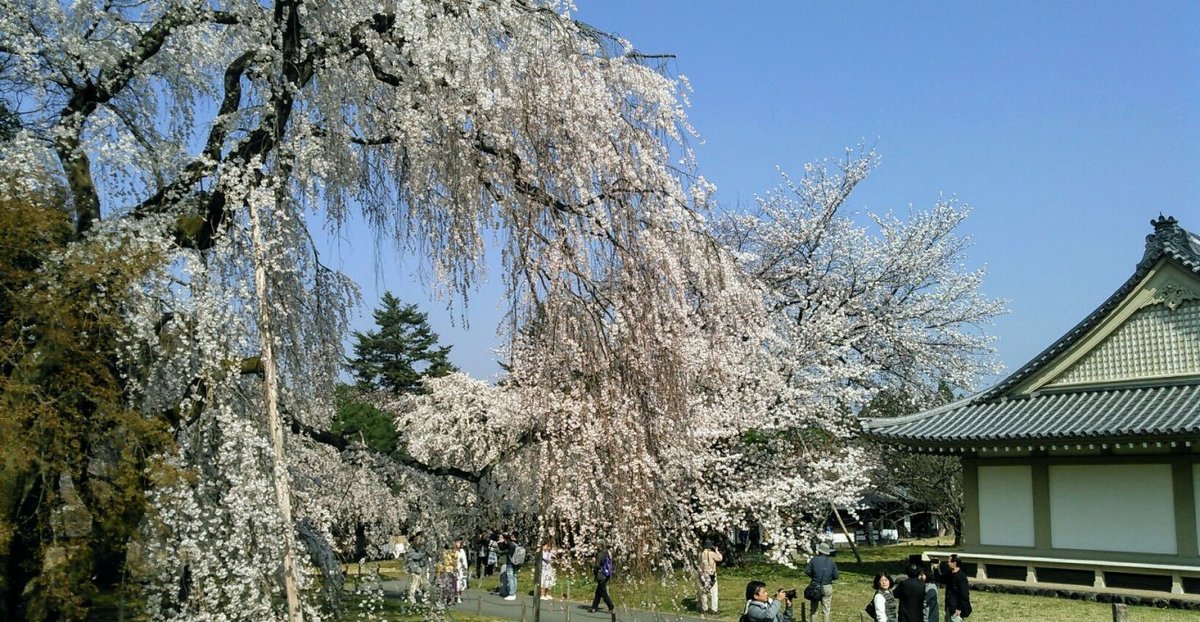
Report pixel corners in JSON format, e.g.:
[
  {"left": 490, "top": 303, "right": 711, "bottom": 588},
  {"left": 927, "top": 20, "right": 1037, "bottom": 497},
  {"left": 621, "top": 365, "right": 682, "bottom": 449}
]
[
  {"left": 863, "top": 383, "right": 1200, "bottom": 446},
  {"left": 863, "top": 216, "right": 1200, "bottom": 447},
  {"left": 980, "top": 216, "right": 1200, "bottom": 400}
]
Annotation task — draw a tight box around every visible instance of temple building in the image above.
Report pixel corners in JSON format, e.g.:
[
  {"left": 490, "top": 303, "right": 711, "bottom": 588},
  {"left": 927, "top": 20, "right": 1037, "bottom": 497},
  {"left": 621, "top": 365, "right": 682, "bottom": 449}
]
[{"left": 864, "top": 215, "right": 1200, "bottom": 600}]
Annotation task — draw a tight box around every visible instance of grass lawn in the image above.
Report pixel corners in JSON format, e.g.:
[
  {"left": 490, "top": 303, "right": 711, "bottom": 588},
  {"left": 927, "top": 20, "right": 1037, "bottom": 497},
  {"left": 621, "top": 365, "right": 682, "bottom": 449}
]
[{"left": 346, "top": 541, "right": 1198, "bottom": 622}]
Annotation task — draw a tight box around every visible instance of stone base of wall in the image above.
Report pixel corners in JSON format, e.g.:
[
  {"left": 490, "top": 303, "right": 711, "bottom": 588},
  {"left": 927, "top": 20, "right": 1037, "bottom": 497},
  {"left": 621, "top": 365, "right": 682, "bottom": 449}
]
[{"left": 971, "top": 581, "right": 1200, "bottom": 610}]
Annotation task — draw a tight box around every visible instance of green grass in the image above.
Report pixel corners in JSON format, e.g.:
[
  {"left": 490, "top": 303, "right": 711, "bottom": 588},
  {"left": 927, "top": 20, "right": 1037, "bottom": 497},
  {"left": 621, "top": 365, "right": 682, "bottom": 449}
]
[{"left": 347, "top": 541, "right": 1199, "bottom": 622}]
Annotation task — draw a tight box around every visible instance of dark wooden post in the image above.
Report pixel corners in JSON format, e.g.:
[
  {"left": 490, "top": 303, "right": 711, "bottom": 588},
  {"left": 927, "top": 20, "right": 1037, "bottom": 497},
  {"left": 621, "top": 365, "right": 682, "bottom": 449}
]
[{"left": 830, "top": 501, "right": 863, "bottom": 563}]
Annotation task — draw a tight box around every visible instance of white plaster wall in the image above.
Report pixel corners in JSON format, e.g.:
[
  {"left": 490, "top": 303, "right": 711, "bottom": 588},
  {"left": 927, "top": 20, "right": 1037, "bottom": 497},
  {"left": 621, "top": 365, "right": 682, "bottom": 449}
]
[
  {"left": 1194, "top": 464, "right": 1199, "bottom": 551},
  {"left": 1049, "top": 464, "right": 1176, "bottom": 554},
  {"left": 977, "top": 465, "right": 1035, "bottom": 547}
]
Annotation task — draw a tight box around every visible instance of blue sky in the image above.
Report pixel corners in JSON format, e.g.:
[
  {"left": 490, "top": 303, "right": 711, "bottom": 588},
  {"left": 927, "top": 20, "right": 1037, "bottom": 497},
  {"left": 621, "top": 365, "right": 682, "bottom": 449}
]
[{"left": 326, "top": 1, "right": 1200, "bottom": 388}]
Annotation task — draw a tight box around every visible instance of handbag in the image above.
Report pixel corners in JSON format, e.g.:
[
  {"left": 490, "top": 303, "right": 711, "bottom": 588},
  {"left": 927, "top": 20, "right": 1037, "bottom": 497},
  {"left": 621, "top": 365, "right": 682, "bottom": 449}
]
[
  {"left": 864, "top": 598, "right": 877, "bottom": 620},
  {"left": 803, "top": 583, "right": 822, "bottom": 602}
]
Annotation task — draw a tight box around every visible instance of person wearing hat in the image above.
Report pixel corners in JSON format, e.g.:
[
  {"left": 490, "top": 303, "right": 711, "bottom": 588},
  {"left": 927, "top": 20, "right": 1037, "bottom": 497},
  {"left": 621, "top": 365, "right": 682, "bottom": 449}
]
[
  {"left": 697, "top": 539, "right": 724, "bottom": 614},
  {"left": 803, "top": 542, "right": 839, "bottom": 622}
]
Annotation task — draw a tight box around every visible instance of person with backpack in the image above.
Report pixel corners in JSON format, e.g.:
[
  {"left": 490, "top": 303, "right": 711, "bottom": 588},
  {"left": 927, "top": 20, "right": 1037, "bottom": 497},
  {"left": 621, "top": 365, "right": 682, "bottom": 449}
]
[
  {"left": 741, "top": 580, "right": 793, "bottom": 622},
  {"left": 589, "top": 546, "right": 615, "bottom": 613},
  {"left": 501, "top": 531, "right": 526, "bottom": 600},
  {"left": 698, "top": 540, "right": 724, "bottom": 614},
  {"left": 803, "top": 542, "right": 838, "bottom": 622}
]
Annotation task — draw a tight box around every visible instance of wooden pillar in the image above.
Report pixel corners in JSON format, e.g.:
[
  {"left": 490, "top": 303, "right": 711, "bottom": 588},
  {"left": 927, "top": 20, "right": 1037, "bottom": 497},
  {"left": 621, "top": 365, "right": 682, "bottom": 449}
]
[
  {"left": 1031, "top": 462, "right": 1052, "bottom": 550},
  {"left": 962, "top": 459, "right": 980, "bottom": 548},
  {"left": 1172, "top": 462, "right": 1198, "bottom": 560}
]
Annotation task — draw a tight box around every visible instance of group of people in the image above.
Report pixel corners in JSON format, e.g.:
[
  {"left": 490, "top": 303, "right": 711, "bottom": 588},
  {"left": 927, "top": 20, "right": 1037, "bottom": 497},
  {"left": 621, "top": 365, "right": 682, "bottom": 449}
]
[
  {"left": 869, "top": 554, "right": 971, "bottom": 622},
  {"left": 398, "top": 530, "right": 532, "bottom": 606},
  {"left": 402, "top": 531, "right": 972, "bottom": 621},
  {"left": 470, "top": 530, "right": 530, "bottom": 601},
  {"left": 735, "top": 547, "right": 971, "bottom": 622},
  {"left": 402, "top": 529, "right": 618, "bottom": 611},
  {"left": 400, "top": 533, "right": 470, "bottom": 606}
]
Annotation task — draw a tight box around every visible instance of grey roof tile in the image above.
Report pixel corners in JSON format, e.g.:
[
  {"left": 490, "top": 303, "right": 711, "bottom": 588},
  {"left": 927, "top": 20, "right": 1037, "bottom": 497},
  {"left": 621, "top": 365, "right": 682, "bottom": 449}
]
[{"left": 865, "top": 383, "right": 1200, "bottom": 445}]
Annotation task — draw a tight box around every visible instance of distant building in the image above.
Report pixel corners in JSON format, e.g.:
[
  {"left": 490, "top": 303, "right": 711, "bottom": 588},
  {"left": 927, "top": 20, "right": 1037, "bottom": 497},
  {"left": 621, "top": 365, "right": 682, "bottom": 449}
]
[{"left": 864, "top": 215, "right": 1200, "bottom": 600}]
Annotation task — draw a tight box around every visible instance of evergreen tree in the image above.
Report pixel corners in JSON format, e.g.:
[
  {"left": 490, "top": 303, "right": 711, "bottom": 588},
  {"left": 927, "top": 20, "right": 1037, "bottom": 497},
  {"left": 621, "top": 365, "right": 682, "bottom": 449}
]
[
  {"left": 330, "top": 385, "right": 397, "bottom": 455},
  {"left": 347, "top": 293, "right": 457, "bottom": 394}
]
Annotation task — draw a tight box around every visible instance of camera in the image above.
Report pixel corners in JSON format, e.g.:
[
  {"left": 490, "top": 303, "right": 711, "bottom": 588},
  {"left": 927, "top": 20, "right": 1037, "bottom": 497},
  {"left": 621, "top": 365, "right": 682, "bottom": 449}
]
[{"left": 782, "top": 589, "right": 797, "bottom": 600}]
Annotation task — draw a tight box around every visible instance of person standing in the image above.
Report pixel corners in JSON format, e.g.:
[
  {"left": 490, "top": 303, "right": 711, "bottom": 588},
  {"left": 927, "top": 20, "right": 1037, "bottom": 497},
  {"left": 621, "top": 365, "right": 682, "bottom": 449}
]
[
  {"left": 803, "top": 542, "right": 838, "bottom": 622},
  {"left": 475, "top": 532, "right": 488, "bottom": 579},
  {"left": 405, "top": 534, "right": 429, "bottom": 604},
  {"left": 437, "top": 545, "right": 460, "bottom": 607},
  {"left": 495, "top": 533, "right": 510, "bottom": 596},
  {"left": 455, "top": 538, "right": 469, "bottom": 601},
  {"left": 589, "top": 546, "right": 615, "bottom": 614},
  {"left": 698, "top": 540, "right": 724, "bottom": 614},
  {"left": 870, "top": 573, "right": 898, "bottom": 622},
  {"left": 539, "top": 542, "right": 556, "bottom": 600},
  {"left": 922, "top": 566, "right": 939, "bottom": 622},
  {"left": 501, "top": 531, "right": 525, "bottom": 600},
  {"left": 893, "top": 564, "right": 926, "bottom": 622},
  {"left": 943, "top": 555, "right": 971, "bottom": 621},
  {"left": 486, "top": 532, "right": 499, "bottom": 577}
]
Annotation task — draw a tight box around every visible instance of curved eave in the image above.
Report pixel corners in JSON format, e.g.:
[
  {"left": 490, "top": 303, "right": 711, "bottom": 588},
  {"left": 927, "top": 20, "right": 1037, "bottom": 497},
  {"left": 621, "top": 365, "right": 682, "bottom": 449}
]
[{"left": 863, "top": 382, "right": 1200, "bottom": 449}]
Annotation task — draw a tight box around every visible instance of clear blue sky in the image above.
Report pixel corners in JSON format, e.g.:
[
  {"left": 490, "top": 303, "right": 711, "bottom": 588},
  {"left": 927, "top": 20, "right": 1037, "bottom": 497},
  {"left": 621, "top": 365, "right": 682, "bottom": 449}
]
[{"left": 325, "top": 1, "right": 1200, "bottom": 388}]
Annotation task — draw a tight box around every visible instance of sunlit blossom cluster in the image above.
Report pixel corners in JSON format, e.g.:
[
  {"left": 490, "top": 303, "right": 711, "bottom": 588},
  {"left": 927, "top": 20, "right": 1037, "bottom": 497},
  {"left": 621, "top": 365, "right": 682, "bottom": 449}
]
[{"left": 1, "top": 0, "right": 1003, "bottom": 616}]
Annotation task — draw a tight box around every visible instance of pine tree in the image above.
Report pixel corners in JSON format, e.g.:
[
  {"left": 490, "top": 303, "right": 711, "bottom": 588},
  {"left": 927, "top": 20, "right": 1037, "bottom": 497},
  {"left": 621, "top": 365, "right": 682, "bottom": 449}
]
[{"left": 347, "top": 293, "right": 457, "bottom": 394}]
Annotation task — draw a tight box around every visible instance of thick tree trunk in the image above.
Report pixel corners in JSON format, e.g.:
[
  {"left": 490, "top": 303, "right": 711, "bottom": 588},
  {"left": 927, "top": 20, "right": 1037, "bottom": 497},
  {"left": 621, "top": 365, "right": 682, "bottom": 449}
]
[{"left": 249, "top": 192, "right": 304, "bottom": 622}]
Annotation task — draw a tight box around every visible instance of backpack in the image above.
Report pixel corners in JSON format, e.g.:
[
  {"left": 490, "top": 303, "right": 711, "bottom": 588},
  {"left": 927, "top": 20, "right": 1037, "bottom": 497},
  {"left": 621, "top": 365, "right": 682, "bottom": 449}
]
[
  {"left": 510, "top": 544, "right": 526, "bottom": 566},
  {"left": 601, "top": 553, "right": 614, "bottom": 578}
]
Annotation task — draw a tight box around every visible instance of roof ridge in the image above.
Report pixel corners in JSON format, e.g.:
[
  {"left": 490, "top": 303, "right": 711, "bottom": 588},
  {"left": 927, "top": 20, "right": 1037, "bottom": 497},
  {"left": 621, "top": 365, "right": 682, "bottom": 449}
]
[{"left": 980, "top": 215, "right": 1197, "bottom": 400}]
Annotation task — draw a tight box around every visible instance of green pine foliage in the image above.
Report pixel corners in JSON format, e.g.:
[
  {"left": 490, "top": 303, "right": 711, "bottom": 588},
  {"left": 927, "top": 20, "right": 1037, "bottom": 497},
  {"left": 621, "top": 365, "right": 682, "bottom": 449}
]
[
  {"left": 331, "top": 385, "right": 398, "bottom": 455},
  {"left": 346, "top": 293, "right": 457, "bottom": 395},
  {"left": 337, "top": 294, "right": 458, "bottom": 452}
]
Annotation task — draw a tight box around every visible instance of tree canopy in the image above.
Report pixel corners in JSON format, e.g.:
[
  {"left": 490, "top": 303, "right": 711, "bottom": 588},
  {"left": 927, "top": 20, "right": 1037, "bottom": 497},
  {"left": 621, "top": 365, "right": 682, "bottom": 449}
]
[
  {"left": 348, "top": 293, "right": 456, "bottom": 394},
  {"left": 0, "top": 1, "right": 1003, "bottom": 619}
]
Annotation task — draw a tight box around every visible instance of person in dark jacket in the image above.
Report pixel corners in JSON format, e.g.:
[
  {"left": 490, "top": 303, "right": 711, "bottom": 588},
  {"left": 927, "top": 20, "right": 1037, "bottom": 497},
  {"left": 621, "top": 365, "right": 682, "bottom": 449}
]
[
  {"left": 589, "top": 546, "right": 615, "bottom": 613},
  {"left": 803, "top": 542, "right": 838, "bottom": 622},
  {"left": 500, "top": 531, "right": 523, "bottom": 600},
  {"left": 921, "top": 566, "right": 939, "bottom": 622},
  {"left": 943, "top": 555, "right": 971, "bottom": 620},
  {"left": 893, "top": 564, "right": 926, "bottom": 622}
]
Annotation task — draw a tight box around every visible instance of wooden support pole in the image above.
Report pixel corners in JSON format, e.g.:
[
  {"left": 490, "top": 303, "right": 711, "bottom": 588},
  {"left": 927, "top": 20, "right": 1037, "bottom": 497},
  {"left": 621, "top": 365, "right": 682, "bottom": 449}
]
[{"left": 830, "top": 501, "right": 863, "bottom": 564}]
